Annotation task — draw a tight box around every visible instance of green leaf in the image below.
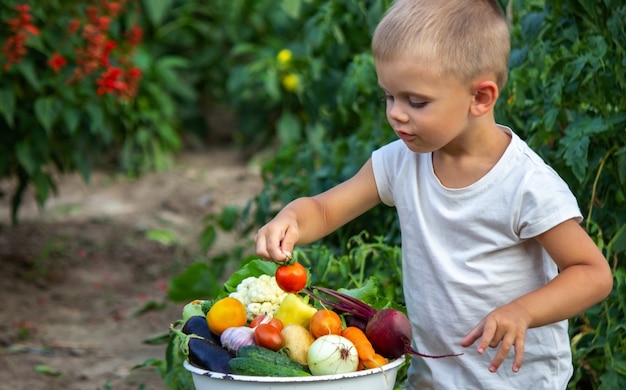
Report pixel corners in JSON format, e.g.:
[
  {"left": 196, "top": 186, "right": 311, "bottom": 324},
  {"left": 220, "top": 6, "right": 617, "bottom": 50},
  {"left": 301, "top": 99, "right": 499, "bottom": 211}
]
[
  {"left": 34, "top": 364, "right": 61, "bottom": 377},
  {"left": 338, "top": 277, "right": 380, "bottom": 306},
  {"left": 264, "top": 68, "right": 280, "bottom": 102},
  {"left": 135, "top": 357, "right": 166, "bottom": 369},
  {"left": 141, "top": 332, "right": 170, "bottom": 345},
  {"left": 611, "top": 224, "right": 626, "bottom": 255},
  {"left": 146, "top": 229, "right": 178, "bottom": 245},
  {"left": 277, "top": 111, "right": 302, "bottom": 145},
  {"left": 217, "top": 206, "right": 239, "bottom": 231},
  {"left": 200, "top": 224, "right": 216, "bottom": 252},
  {"left": 168, "top": 262, "right": 220, "bottom": 302},
  {"left": 281, "top": 0, "right": 302, "bottom": 18},
  {"left": 559, "top": 116, "right": 609, "bottom": 182},
  {"left": 221, "top": 259, "right": 278, "bottom": 294},
  {"left": 156, "top": 56, "right": 190, "bottom": 70},
  {"left": 86, "top": 103, "right": 106, "bottom": 138},
  {"left": 17, "top": 60, "right": 40, "bottom": 91},
  {"left": 617, "top": 148, "right": 626, "bottom": 189},
  {"left": 599, "top": 365, "right": 626, "bottom": 389},
  {"left": 15, "top": 142, "right": 36, "bottom": 175},
  {"left": 133, "top": 300, "right": 167, "bottom": 317},
  {"left": 62, "top": 107, "right": 81, "bottom": 135},
  {"left": 154, "top": 56, "right": 195, "bottom": 100},
  {"left": 34, "top": 97, "right": 61, "bottom": 134},
  {"left": 0, "top": 88, "right": 15, "bottom": 127},
  {"left": 142, "top": 0, "right": 175, "bottom": 26},
  {"left": 520, "top": 11, "right": 546, "bottom": 42}
]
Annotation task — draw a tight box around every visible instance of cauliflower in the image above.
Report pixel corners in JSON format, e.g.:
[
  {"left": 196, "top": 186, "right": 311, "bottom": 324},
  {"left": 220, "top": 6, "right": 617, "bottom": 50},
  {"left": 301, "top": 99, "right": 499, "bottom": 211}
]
[{"left": 229, "top": 274, "right": 288, "bottom": 321}]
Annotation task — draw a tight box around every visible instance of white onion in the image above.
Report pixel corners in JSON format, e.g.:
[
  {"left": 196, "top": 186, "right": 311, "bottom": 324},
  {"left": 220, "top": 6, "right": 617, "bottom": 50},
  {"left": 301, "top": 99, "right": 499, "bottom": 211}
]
[{"left": 307, "top": 335, "right": 359, "bottom": 375}]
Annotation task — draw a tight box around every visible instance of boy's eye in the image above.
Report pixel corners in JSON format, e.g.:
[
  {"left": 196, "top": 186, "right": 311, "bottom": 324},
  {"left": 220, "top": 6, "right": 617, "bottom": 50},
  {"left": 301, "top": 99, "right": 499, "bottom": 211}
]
[{"left": 409, "top": 100, "right": 427, "bottom": 108}]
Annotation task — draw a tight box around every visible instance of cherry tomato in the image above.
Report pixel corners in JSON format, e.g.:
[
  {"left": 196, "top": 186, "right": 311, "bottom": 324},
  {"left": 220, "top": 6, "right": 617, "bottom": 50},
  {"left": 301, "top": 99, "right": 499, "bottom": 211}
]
[
  {"left": 254, "top": 323, "right": 284, "bottom": 351},
  {"left": 275, "top": 262, "right": 307, "bottom": 293},
  {"left": 250, "top": 314, "right": 284, "bottom": 332}
]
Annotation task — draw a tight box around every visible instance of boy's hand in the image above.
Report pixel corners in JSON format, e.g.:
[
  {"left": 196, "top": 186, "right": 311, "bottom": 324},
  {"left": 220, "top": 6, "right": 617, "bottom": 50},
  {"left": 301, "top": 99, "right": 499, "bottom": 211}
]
[
  {"left": 460, "top": 302, "right": 530, "bottom": 373},
  {"left": 255, "top": 216, "right": 299, "bottom": 262}
]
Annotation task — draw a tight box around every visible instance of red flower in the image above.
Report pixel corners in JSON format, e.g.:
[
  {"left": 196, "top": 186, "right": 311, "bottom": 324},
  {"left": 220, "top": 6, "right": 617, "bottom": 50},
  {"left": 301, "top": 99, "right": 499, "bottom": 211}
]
[
  {"left": 47, "top": 52, "right": 67, "bottom": 73},
  {"left": 86, "top": 6, "right": 99, "bottom": 24},
  {"left": 67, "top": 19, "right": 81, "bottom": 35},
  {"left": 14, "top": 4, "right": 30, "bottom": 13},
  {"left": 97, "top": 16, "right": 110, "bottom": 31},
  {"left": 126, "top": 67, "right": 141, "bottom": 79},
  {"left": 1, "top": 3, "right": 40, "bottom": 69},
  {"left": 120, "top": 66, "right": 142, "bottom": 98},
  {"left": 105, "top": 2, "right": 122, "bottom": 18},
  {"left": 124, "top": 25, "right": 143, "bottom": 47},
  {"left": 22, "top": 24, "right": 40, "bottom": 36},
  {"left": 96, "top": 66, "right": 126, "bottom": 95}
]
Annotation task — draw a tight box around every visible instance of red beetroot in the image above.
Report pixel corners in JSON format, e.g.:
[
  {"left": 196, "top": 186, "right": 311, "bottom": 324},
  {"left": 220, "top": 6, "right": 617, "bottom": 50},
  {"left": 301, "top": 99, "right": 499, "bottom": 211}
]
[{"left": 365, "top": 308, "right": 462, "bottom": 359}]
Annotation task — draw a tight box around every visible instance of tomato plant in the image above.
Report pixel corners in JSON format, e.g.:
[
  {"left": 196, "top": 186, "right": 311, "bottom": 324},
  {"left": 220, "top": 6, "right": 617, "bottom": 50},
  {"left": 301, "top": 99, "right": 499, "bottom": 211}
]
[
  {"left": 275, "top": 262, "right": 307, "bottom": 293},
  {"left": 254, "top": 323, "right": 283, "bottom": 351}
]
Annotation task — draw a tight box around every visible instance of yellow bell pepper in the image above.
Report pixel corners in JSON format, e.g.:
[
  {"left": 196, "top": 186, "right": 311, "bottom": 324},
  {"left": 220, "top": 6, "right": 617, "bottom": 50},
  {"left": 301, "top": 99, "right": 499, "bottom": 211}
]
[{"left": 275, "top": 293, "right": 318, "bottom": 328}]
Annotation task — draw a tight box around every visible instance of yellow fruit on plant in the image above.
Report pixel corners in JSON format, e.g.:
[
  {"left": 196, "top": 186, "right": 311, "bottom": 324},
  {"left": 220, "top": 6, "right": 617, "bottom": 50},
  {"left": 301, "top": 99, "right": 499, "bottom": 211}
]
[
  {"left": 277, "top": 49, "right": 293, "bottom": 64},
  {"left": 206, "top": 297, "right": 247, "bottom": 335},
  {"left": 281, "top": 73, "right": 299, "bottom": 92}
]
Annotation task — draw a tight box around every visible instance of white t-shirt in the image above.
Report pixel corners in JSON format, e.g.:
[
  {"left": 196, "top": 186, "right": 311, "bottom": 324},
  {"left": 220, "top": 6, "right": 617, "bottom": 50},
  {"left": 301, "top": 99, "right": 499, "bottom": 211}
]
[{"left": 371, "top": 127, "right": 581, "bottom": 389}]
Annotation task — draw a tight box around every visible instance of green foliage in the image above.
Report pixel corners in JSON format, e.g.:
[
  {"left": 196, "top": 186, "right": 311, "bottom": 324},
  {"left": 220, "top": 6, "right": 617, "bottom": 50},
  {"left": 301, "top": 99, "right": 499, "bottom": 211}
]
[
  {"left": 0, "top": 1, "right": 186, "bottom": 225},
  {"left": 298, "top": 232, "right": 404, "bottom": 305},
  {"left": 215, "top": 0, "right": 401, "bottom": 246}
]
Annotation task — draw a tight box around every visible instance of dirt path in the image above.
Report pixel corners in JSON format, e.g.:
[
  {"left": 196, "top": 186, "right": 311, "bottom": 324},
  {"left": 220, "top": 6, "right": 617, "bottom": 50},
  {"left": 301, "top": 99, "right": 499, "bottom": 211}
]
[{"left": 0, "top": 148, "right": 264, "bottom": 390}]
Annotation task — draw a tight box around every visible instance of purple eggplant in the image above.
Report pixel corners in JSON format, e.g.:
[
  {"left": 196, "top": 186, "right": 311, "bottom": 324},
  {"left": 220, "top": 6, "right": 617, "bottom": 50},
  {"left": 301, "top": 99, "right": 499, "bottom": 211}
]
[
  {"left": 182, "top": 316, "right": 220, "bottom": 344},
  {"left": 171, "top": 324, "right": 234, "bottom": 373},
  {"left": 188, "top": 337, "right": 234, "bottom": 373}
]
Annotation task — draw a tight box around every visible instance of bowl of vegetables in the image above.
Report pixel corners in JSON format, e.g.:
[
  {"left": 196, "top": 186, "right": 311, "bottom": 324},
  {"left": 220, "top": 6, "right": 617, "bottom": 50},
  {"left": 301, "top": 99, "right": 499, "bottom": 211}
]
[{"left": 170, "top": 259, "right": 458, "bottom": 389}]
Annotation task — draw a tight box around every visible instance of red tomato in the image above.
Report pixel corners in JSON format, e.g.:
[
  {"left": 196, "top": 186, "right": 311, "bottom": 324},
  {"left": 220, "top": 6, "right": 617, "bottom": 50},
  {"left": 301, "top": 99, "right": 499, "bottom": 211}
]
[
  {"left": 275, "top": 262, "right": 307, "bottom": 293},
  {"left": 250, "top": 314, "right": 284, "bottom": 332},
  {"left": 254, "top": 323, "right": 283, "bottom": 351}
]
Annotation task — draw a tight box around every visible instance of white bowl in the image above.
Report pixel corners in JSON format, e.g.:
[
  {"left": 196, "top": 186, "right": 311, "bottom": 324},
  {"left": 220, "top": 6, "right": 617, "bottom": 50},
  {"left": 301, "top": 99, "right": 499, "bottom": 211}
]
[{"left": 184, "top": 355, "right": 406, "bottom": 390}]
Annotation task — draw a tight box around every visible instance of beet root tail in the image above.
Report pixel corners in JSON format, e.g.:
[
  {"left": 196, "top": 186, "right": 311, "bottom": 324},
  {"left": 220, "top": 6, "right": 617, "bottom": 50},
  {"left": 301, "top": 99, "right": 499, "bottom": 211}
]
[{"left": 404, "top": 339, "right": 464, "bottom": 359}]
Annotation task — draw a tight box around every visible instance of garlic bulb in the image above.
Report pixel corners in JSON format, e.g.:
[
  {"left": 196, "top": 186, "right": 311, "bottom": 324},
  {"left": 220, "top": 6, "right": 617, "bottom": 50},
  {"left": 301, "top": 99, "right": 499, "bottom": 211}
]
[{"left": 220, "top": 326, "right": 255, "bottom": 352}]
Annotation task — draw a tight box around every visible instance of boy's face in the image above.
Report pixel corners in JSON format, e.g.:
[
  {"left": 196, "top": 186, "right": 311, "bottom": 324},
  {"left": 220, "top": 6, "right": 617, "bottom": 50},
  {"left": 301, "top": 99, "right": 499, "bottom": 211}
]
[{"left": 376, "top": 59, "right": 475, "bottom": 154}]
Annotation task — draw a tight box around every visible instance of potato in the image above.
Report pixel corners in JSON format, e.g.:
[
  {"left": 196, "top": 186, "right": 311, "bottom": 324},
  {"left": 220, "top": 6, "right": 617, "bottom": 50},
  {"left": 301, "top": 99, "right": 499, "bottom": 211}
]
[{"left": 280, "top": 324, "right": 315, "bottom": 365}]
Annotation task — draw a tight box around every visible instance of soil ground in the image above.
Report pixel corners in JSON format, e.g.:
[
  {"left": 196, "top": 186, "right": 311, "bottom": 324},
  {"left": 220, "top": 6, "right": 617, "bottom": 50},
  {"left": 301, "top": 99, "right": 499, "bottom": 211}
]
[{"left": 0, "top": 147, "right": 264, "bottom": 390}]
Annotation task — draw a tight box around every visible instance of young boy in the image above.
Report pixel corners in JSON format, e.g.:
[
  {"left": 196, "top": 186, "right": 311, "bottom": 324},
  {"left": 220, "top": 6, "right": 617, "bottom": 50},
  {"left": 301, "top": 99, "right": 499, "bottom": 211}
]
[{"left": 255, "top": 0, "right": 613, "bottom": 388}]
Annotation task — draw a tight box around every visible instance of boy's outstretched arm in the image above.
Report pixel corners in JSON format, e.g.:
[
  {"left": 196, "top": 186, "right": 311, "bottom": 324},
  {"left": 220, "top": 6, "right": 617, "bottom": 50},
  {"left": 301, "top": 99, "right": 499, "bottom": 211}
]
[
  {"left": 461, "top": 218, "right": 613, "bottom": 373},
  {"left": 255, "top": 159, "right": 381, "bottom": 262}
]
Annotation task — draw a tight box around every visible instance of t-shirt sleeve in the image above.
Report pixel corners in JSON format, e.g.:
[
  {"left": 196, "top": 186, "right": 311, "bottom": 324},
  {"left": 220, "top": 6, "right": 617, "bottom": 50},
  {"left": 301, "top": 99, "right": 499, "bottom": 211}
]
[
  {"left": 517, "top": 165, "right": 583, "bottom": 239},
  {"left": 371, "top": 141, "right": 404, "bottom": 207}
]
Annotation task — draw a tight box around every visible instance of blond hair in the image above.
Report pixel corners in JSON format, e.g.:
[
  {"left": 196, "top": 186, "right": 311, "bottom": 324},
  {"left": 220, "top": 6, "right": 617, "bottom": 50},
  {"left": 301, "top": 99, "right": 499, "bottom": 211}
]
[{"left": 372, "top": 0, "right": 510, "bottom": 89}]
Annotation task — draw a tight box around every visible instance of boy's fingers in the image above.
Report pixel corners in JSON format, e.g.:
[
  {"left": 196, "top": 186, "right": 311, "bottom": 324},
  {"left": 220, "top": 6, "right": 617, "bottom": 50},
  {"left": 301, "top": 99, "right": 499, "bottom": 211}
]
[
  {"left": 460, "top": 322, "right": 483, "bottom": 348},
  {"left": 476, "top": 321, "right": 497, "bottom": 354},
  {"left": 279, "top": 232, "right": 297, "bottom": 260},
  {"left": 254, "top": 231, "right": 269, "bottom": 259},
  {"left": 511, "top": 336, "right": 525, "bottom": 372},
  {"left": 488, "top": 334, "right": 514, "bottom": 372}
]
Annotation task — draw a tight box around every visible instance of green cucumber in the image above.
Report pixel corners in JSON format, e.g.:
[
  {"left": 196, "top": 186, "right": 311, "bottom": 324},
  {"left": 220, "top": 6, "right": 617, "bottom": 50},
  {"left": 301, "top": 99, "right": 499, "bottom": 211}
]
[
  {"left": 236, "top": 345, "right": 305, "bottom": 371},
  {"left": 227, "top": 357, "right": 311, "bottom": 377}
]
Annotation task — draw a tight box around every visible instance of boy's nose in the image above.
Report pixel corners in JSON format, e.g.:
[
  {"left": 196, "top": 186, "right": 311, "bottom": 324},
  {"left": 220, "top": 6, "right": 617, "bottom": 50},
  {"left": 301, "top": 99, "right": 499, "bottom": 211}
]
[{"left": 388, "top": 102, "right": 409, "bottom": 123}]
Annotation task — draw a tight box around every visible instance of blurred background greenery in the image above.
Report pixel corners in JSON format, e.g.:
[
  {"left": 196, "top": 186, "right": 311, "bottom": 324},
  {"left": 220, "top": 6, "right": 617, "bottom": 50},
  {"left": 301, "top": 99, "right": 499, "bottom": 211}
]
[{"left": 1, "top": 0, "right": 624, "bottom": 388}]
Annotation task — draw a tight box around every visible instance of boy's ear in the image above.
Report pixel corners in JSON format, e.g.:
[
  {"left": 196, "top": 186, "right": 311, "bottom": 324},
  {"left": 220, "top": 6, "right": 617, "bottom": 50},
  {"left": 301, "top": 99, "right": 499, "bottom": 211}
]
[{"left": 470, "top": 80, "right": 499, "bottom": 117}]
